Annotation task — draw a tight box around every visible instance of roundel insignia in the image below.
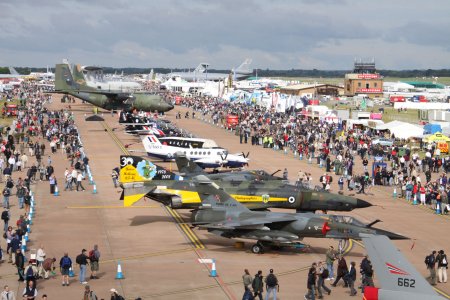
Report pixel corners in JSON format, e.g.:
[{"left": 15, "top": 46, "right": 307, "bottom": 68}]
[
  {"left": 288, "top": 196, "right": 296, "bottom": 204},
  {"left": 262, "top": 194, "right": 270, "bottom": 203}
]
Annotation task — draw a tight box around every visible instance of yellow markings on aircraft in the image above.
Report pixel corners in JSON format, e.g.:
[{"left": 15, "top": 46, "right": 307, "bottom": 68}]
[
  {"left": 160, "top": 187, "right": 289, "bottom": 204},
  {"left": 124, "top": 193, "right": 148, "bottom": 207},
  {"left": 67, "top": 205, "right": 158, "bottom": 209},
  {"left": 100, "top": 121, "right": 207, "bottom": 251},
  {"left": 164, "top": 189, "right": 202, "bottom": 204},
  {"left": 232, "top": 195, "right": 288, "bottom": 202}
]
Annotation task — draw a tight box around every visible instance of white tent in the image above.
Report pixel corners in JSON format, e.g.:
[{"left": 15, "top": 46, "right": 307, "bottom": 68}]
[{"left": 377, "top": 121, "right": 423, "bottom": 139}]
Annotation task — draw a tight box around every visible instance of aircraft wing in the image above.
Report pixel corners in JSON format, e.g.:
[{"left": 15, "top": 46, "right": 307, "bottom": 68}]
[
  {"left": 360, "top": 234, "right": 441, "bottom": 299},
  {"left": 198, "top": 214, "right": 297, "bottom": 230}
]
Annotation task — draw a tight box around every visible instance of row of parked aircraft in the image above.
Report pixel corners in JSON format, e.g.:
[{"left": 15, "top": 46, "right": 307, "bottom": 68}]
[{"left": 118, "top": 154, "right": 443, "bottom": 300}]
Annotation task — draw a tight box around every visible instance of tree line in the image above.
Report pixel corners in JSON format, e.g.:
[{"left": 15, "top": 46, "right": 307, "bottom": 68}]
[{"left": 2, "top": 66, "right": 450, "bottom": 78}]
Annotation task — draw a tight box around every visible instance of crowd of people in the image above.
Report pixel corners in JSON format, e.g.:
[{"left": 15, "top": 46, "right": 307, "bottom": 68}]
[
  {"left": 0, "top": 83, "right": 129, "bottom": 300},
  {"left": 179, "top": 96, "right": 450, "bottom": 214}
]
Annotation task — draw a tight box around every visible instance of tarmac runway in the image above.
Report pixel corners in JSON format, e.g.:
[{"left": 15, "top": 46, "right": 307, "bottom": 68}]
[{"left": 1, "top": 98, "right": 448, "bottom": 300}]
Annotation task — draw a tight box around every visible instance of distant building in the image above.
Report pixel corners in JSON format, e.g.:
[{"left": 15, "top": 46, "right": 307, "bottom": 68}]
[
  {"left": 280, "top": 83, "right": 343, "bottom": 97},
  {"left": 344, "top": 60, "right": 383, "bottom": 98}
]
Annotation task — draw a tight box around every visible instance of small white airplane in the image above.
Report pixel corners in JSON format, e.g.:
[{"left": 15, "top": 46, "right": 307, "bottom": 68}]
[
  {"left": 139, "top": 134, "right": 249, "bottom": 169},
  {"left": 360, "top": 233, "right": 443, "bottom": 300}
]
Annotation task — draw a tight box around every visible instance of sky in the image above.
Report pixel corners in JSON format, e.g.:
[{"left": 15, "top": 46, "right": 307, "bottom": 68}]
[{"left": 0, "top": 0, "right": 449, "bottom": 70}]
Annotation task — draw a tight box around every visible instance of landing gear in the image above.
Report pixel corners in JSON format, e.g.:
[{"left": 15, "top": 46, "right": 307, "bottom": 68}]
[
  {"left": 338, "top": 239, "right": 349, "bottom": 254},
  {"left": 251, "top": 242, "right": 264, "bottom": 254}
]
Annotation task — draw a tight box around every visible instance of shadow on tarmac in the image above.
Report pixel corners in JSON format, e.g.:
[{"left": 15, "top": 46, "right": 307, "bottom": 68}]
[{"left": 129, "top": 215, "right": 176, "bottom": 226}]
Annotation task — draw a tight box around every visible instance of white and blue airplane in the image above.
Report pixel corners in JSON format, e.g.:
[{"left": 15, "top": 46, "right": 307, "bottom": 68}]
[{"left": 139, "top": 134, "right": 249, "bottom": 169}]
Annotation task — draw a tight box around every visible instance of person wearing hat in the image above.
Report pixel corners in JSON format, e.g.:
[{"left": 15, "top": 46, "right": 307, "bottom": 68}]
[
  {"left": 83, "top": 285, "right": 97, "bottom": 300},
  {"left": 110, "top": 288, "right": 125, "bottom": 300}
]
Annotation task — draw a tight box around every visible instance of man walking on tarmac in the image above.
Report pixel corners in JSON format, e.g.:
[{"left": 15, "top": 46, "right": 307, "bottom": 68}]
[
  {"left": 89, "top": 245, "right": 101, "bottom": 279},
  {"left": 425, "top": 250, "right": 437, "bottom": 285}
]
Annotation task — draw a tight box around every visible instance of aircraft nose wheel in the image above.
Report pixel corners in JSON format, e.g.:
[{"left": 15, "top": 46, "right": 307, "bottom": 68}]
[{"left": 251, "top": 242, "right": 264, "bottom": 254}]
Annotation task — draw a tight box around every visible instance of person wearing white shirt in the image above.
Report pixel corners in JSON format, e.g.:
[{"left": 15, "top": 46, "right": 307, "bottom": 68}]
[
  {"left": 36, "top": 245, "right": 46, "bottom": 279},
  {"left": 76, "top": 172, "right": 85, "bottom": 192}
]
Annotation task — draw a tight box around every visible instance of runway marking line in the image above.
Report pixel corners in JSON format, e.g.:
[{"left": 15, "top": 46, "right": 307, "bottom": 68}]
[
  {"left": 166, "top": 206, "right": 205, "bottom": 249},
  {"left": 131, "top": 238, "right": 354, "bottom": 300},
  {"left": 352, "top": 238, "right": 450, "bottom": 299},
  {"left": 0, "top": 248, "right": 194, "bottom": 280},
  {"left": 102, "top": 121, "right": 205, "bottom": 250}
]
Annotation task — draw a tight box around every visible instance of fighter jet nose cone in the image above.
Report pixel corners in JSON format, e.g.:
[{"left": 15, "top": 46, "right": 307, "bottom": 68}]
[{"left": 356, "top": 199, "right": 372, "bottom": 209}]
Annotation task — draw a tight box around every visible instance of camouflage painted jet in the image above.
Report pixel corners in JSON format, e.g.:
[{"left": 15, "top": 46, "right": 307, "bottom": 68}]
[
  {"left": 53, "top": 63, "right": 174, "bottom": 112},
  {"left": 188, "top": 176, "right": 407, "bottom": 253},
  {"left": 120, "top": 155, "right": 372, "bottom": 212}
]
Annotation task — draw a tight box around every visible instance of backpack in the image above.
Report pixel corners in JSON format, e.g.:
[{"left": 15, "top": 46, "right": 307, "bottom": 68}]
[
  {"left": 89, "top": 250, "right": 97, "bottom": 261},
  {"left": 321, "top": 268, "right": 329, "bottom": 278},
  {"left": 266, "top": 273, "right": 278, "bottom": 287},
  {"left": 1, "top": 211, "right": 8, "bottom": 221},
  {"left": 6, "top": 180, "right": 13, "bottom": 189},
  {"left": 76, "top": 254, "right": 83, "bottom": 265},
  {"left": 26, "top": 266, "right": 35, "bottom": 279},
  {"left": 443, "top": 256, "right": 448, "bottom": 266},
  {"left": 425, "top": 255, "right": 433, "bottom": 267},
  {"left": 61, "top": 256, "right": 71, "bottom": 268}
]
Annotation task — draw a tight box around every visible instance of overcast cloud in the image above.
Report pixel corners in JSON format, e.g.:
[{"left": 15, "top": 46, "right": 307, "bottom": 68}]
[{"left": 0, "top": 0, "right": 449, "bottom": 69}]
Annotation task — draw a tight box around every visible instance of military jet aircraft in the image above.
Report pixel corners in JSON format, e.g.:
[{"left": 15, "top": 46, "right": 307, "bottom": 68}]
[
  {"left": 360, "top": 234, "right": 442, "bottom": 300},
  {"left": 53, "top": 62, "right": 174, "bottom": 113},
  {"left": 175, "top": 152, "right": 282, "bottom": 181},
  {"left": 188, "top": 176, "right": 407, "bottom": 253},
  {"left": 119, "top": 155, "right": 372, "bottom": 212}
]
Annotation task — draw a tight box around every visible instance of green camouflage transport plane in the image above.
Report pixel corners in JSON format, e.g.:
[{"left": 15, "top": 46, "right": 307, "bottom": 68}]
[
  {"left": 119, "top": 155, "right": 372, "bottom": 212},
  {"left": 53, "top": 62, "right": 174, "bottom": 112}
]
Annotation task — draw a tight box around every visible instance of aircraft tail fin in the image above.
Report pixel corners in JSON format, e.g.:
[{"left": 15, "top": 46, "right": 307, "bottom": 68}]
[
  {"left": 8, "top": 67, "right": 19, "bottom": 75},
  {"left": 71, "top": 64, "right": 87, "bottom": 83},
  {"left": 175, "top": 152, "right": 204, "bottom": 175},
  {"left": 120, "top": 155, "right": 181, "bottom": 183},
  {"left": 360, "top": 234, "right": 439, "bottom": 298},
  {"left": 119, "top": 155, "right": 182, "bottom": 207},
  {"left": 194, "top": 176, "right": 249, "bottom": 212},
  {"left": 141, "top": 134, "right": 163, "bottom": 153},
  {"left": 55, "top": 63, "right": 78, "bottom": 92},
  {"left": 194, "top": 63, "right": 209, "bottom": 73},
  {"left": 234, "top": 59, "right": 252, "bottom": 74},
  {"left": 121, "top": 183, "right": 155, "bottom": 207}
]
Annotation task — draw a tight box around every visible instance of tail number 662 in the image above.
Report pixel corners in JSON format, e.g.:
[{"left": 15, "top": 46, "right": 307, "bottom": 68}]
[{"left": 398, "top": 278, "right": 415, "bottom": 288}]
